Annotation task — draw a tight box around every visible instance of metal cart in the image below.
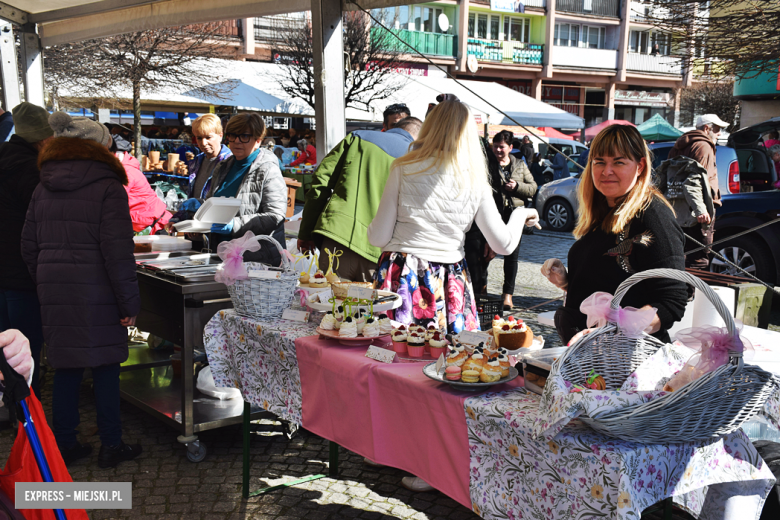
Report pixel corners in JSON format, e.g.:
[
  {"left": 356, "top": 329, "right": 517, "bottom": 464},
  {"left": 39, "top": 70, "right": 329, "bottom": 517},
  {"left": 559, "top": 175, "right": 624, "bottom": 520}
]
[{"left": 121, "top": 252, "right": 267, "bottom": 462}]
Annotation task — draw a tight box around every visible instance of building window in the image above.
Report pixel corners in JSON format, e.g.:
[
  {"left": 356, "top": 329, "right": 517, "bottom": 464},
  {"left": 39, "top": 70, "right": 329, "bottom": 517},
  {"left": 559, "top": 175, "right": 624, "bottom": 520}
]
[
  {"left": 582, "top": 26, "right": 606, "bottom": 49},
  {"left": 554, "top": 23, "right": 580, "bottom": 47},
  {"left": 504, "top": 17, "right": 531, "bottom": 43},
  {"left": 651, "top": 32, "right": 671, "bottom": 55},
  {"left": 469, "top": 13, "right": 501, "bottom": 40},
  {"left": 629, "top": 30, "right": 650, "bottom": 53}
]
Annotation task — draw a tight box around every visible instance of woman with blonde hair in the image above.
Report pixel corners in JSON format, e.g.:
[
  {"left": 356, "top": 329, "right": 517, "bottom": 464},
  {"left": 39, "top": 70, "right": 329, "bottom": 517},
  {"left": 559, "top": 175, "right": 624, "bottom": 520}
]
[
  {"left": 368, "top": 100, "right": 539, "bottom": 334},
  {"left": 541, "top": 124, "right": 688, "bottom": 345}
]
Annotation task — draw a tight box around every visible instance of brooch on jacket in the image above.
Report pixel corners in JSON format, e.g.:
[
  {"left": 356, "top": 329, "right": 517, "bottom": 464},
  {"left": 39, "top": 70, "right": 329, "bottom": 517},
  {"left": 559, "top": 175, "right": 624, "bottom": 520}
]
[{"left": 605, "top": 231, "right": 654, "bottom": 273}]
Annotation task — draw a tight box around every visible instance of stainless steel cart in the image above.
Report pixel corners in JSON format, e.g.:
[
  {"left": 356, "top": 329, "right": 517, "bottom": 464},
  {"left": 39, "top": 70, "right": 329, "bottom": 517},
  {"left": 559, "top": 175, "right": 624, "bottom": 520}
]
[{"left": 121, "top": 252, "right": 267, "bottom": 462}]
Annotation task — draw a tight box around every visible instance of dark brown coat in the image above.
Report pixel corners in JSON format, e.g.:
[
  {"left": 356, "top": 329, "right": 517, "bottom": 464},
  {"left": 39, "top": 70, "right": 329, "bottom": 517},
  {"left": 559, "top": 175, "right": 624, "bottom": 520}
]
[{"left": 21, "top": 137, "right": 140, "bottom": 369}]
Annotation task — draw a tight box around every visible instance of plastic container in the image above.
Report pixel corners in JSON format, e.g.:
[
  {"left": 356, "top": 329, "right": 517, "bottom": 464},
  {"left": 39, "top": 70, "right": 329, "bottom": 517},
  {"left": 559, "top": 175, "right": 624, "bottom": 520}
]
[
  {"left": 520, "top": 347, "right": 569, "bottom": 395},
  {"left": 133, "top": 236, "right": 192, "bottom": 251},
  {"left": 173, "top": 197, "right": 242, "bottom": 233}
]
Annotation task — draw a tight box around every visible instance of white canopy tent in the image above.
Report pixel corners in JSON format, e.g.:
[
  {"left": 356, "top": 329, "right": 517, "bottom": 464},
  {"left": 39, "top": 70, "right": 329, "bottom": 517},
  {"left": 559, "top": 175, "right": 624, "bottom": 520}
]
[{"left": 2, "top": 0, "right": 579, "bottom": 155}]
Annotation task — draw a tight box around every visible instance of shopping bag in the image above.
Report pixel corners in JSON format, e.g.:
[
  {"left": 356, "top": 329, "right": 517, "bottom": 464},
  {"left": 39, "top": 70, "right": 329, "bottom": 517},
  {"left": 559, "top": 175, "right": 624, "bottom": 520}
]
[{"left": 0, "top": 390, "right": 88, "bottom": 520}]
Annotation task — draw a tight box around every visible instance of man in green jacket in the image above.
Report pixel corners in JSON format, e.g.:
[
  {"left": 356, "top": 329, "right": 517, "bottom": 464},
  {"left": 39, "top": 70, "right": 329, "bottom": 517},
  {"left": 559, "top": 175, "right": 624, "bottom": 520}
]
[{"left": 297, "top": 117, "right": 422, "bottom": 280}]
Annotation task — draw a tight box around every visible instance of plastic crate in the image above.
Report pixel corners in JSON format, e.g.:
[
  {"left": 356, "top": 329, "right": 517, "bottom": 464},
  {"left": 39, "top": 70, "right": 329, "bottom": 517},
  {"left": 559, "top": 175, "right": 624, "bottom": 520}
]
[{"left": 476, "top": 294, "right": 503, "bottom": 330}]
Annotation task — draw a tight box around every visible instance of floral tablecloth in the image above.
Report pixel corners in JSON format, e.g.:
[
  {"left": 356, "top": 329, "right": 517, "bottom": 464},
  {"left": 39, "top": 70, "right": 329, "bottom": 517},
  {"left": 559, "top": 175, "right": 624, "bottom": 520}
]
[
  {"left": 466, "top": 388, "right": 775, "bottom": 520},
  {"left": 203, "top": 309, "right": 318, "bottom": 425}
]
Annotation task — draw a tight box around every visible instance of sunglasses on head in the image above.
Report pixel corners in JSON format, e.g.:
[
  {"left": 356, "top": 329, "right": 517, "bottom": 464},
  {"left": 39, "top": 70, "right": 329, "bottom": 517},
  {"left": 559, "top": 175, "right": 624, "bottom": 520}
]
[{"left": 385, "top": 103, "right": 409, "bottom": 113}]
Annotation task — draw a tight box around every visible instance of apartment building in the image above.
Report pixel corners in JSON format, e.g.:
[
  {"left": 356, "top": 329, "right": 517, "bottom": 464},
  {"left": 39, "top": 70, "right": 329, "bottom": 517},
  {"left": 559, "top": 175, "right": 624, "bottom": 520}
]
[{"left": 229, "top": 0, "right": 688, "bottom": 130}]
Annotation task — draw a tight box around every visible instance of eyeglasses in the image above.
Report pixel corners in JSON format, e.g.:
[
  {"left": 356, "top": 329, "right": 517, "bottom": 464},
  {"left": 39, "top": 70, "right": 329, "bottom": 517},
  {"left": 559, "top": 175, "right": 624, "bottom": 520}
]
[{"left": 226, "top": 133, "right": 253, "bottom": 143}]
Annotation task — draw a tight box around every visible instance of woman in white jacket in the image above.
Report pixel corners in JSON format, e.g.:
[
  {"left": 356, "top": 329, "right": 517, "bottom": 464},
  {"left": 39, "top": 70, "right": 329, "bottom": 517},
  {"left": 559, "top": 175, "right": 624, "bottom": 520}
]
[{"left": 368, "top": 100, "right": 538, "bottom": 334}]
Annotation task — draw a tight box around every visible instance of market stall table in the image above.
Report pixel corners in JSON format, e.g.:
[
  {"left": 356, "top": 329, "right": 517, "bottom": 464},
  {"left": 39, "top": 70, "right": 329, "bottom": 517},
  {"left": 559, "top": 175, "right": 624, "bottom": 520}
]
[{"left": 204, "top": 309, "right": 777, "bottom": 519}]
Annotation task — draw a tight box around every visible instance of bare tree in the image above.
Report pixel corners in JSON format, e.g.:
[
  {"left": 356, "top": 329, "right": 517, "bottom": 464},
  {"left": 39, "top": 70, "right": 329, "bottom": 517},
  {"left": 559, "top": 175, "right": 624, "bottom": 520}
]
[
  {"left": 44, "top": 23, "right": 238, "bottom": 158},
  {"left": 641, "top": 0, "right": 780, "bottom": 79},
  {"left": 677, "top": 80, "right": 740, "bottom": 128},
  {"left": 270, "top": 11, "right": 406, "bottom": 113}
]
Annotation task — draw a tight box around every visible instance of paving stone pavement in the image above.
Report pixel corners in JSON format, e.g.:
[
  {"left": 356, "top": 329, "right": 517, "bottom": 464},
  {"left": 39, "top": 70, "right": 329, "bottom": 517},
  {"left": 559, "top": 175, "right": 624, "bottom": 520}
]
[{"left": 0, "top": 230, "right": 695, "bottom": 520}]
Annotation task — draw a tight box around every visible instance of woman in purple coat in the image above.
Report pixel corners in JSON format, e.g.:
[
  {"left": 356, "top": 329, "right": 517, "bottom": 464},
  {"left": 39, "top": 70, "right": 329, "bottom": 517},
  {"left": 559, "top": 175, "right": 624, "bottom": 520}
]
[{"left": 21, "top": 113, "right": 142, "bottom": 468}]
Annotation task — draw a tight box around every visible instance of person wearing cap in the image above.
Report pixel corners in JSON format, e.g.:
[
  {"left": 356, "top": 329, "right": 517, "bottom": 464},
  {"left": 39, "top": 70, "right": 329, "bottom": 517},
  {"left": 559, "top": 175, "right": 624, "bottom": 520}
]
[
  {"left": 667, "top": 113, "right": 729, "bottom": 269},
  {"left": 0, "top": 102, "right": 54, "bottom": 400},
  {"left": 21, "top": 112, "right": 142, "bottom": 468}
]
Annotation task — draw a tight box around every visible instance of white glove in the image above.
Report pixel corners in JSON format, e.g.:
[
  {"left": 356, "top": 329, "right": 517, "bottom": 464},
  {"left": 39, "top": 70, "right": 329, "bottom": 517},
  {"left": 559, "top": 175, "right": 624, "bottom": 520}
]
[{"left": 541, "top": 258, "right": 568, "bottom": 290}]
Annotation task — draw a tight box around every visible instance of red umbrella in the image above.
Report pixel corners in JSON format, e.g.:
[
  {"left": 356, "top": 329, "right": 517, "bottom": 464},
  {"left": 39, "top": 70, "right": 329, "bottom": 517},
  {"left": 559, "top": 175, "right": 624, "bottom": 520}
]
[
  {"left": 585, "top": 119, "right": 635, "bottom": 141},
  {"left": 540, "top": 127, "right": 575, "bottom": 140}
]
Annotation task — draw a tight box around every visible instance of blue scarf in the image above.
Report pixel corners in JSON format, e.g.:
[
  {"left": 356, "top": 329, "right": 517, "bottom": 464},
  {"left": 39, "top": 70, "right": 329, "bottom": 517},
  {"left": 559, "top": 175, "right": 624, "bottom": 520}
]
[{"left": 215, "top": 147, "right": 261, "bottom": 197}]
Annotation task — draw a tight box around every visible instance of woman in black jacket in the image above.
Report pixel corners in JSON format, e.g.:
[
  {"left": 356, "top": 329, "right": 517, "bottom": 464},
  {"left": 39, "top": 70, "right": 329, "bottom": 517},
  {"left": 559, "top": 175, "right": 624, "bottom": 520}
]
[{"left": 22, "top": 112, "right": 142, "bottom": 468}]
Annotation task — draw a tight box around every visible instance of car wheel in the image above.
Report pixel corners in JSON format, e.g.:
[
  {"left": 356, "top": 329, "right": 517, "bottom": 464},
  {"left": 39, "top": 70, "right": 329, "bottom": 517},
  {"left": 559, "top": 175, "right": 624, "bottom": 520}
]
[
  {"left": 542, "top": 174, "right": 553, "bottom": 184},
  {"left": 544, "top": 199, "right": 574, "bottom": 232},
  {"left": 709, "top": 235, "right": 776, "bottom": 285}
]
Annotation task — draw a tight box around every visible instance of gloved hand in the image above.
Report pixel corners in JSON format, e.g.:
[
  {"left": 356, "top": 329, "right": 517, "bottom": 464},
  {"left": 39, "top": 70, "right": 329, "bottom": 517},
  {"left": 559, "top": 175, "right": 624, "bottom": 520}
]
[
  {"left": 180, "top": 198, "right": 202, "bottom": 212},
  {"left": 541, "top": 258, "right": 568, "bottom": 290},
  {"left": 210, "top": 221, "right": 234, "bottom": 234}
]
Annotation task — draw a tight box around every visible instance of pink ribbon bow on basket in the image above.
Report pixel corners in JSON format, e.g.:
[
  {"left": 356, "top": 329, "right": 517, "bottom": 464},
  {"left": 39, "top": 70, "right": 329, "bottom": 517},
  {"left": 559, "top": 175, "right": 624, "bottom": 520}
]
[
  {"left": 674, "top": 325, "right": 753, "bottom": 374},
  {"left": 215, "top": 231, "right": 262, "bottom": 286},
  {"left": 579, "top": 291, "right": 657, "bottom": 339}
]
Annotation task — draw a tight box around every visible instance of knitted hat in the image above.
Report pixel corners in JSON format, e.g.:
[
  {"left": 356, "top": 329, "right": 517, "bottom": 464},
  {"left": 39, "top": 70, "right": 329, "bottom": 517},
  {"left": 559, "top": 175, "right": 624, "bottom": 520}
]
[
  {"left": 12, "top": 102, "right": 54, "bottom": 143},
  {"left": 48, "top": 111, "right": 111, "bottom": 147}
]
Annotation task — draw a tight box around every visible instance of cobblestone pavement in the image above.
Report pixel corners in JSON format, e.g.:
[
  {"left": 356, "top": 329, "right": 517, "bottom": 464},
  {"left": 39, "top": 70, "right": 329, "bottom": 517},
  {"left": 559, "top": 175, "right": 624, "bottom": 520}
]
[{"left": 0, "top": 230, "right": 698, "bottom": 520}]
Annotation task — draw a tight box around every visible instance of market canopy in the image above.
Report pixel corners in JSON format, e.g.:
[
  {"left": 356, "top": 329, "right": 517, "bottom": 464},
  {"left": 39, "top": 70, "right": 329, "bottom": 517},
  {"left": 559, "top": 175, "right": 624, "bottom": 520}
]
[
  {"left": 584, "top": 119, "right": 635, "bottom": 141},
  {"left": 540, "top": 127, "right": 578, "bottom": 139},
  {"left": 636, "top": 113, "right": 683, "bottom": 142},
  {"left": 376, "top": 75, "right": 585, "bottom": 129}
]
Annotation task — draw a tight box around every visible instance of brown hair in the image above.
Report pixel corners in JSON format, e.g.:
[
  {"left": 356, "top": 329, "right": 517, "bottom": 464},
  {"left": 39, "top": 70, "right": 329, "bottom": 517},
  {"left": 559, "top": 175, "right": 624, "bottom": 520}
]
[
  {"left": 224, "top": 113, "right": 266, "bottom": 140},
  {"left": 573, "top": 124, "right": 671, "bottom": 239}
]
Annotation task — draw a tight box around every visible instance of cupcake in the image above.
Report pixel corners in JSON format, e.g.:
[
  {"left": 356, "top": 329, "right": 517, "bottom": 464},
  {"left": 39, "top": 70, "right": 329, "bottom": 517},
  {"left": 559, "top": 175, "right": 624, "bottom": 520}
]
[
  {"left": 391, "top": 325, "right": 408, "bottom": 354},
  {"left": 339, "top": 317, "right": 358, "bottom": 338},
  {"left": 362, "top": 317, "right": 380, "bottom": 338},
  {"left": 425, "top": 324, "right": 439, "bottom": 351},
  {"left": 320, "top": 311, "right": 337, "bottom": 330},
  {"left": 428, "top": 331, "right": 449, "bottom": 359},
  {"left": 310, "top": 270, "right": 329, "bottom": 288},
  {"left": 406, "top": 332, "right": 425, "bottom": 358},
  {"left": 378, "top": 313, "right": 393, "bottom": 335}
]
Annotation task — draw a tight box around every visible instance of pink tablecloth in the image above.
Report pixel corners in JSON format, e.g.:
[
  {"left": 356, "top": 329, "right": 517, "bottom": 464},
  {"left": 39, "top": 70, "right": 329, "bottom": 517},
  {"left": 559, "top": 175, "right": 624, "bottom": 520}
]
[{"left": 296, "top": 335, "right": 521, "bottom": 509}]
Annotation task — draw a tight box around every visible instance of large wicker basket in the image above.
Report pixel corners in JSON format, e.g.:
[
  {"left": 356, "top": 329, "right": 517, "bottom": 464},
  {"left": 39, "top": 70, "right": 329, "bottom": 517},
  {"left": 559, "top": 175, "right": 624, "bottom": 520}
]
[
  {"left": 226, "top": 236, "right": 298, "bottom": 320},
  {"left": 551, "top": 268, "right": 779, "bottom": 444}
]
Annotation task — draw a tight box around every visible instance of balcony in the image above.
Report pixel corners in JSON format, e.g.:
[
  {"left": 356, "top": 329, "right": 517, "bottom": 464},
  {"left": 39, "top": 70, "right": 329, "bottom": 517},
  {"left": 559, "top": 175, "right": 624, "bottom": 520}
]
[
  {"left": 374, "top": 28, "right": 457, "bottom": 58},
  {"left": 552, "top": 46, "right": 617, "bottom": 69},
  {"left": 556, "top": 0, "right": 620, "bottom": 18},
  {"left": 626, "top": 53, "right": 682, "bottom": 75},
  {"left": 467, "top": 39, "right": 544, "bottom": 66},
  {"left": 517, "top": 0, "right": 547, "bottom": 7}
]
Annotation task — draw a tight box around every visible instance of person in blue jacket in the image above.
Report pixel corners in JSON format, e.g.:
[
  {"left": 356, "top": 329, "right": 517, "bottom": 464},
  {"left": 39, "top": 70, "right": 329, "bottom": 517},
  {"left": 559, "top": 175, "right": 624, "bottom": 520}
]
[{"left": 552, "top": 151, "right": 570, "bottom": 180}]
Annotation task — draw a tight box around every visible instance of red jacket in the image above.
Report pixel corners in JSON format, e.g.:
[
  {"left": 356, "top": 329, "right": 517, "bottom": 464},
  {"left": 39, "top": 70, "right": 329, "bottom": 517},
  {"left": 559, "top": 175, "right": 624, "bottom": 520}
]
[
  {"left": 120, "top": 153, "right": 172, "bottom": 233},
  {"left": 289, "top": 145, "right": 317, "bottom": 167}
]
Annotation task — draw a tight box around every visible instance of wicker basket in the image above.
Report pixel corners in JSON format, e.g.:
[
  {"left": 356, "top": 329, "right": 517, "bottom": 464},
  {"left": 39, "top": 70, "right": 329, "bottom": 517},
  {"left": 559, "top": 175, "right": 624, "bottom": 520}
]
[
  {"left": 550, "top": 268, "right": 780, "bottom": 444},
  {"left": 331, "top": 281, "right": 373, "bottom": 300},
  {"left": 226, "top": 236, "right": 298, "bottom": 320}
]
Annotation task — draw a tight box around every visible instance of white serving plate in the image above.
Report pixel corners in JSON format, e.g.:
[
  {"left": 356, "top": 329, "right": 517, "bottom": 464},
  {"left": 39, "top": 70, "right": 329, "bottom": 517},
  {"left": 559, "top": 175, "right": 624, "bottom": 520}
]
[{"left": 306, "top": 290, "right": 402, "bottom": 313}]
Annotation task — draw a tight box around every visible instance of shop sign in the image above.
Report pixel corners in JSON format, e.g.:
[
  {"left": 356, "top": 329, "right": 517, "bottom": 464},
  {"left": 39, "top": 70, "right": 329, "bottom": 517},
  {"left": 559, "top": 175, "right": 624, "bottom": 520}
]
[
  {"left": 366, "top": 61, "right": 428, "bottom": 76},
  {"left": 271, "top": 50, "right": 310, "bottom": 66},
  {"left": 615, "top": 90, "right": 673, "bottom": 107},
  {"left": 490, "top": 0, "right": 527, "bottom": 13},
  {"left": 542, "top": 86, "right": 580, "bottom": 103},
  {"left": 549, "top": 103, "right": 581, "bottom": 116},
  {"left": 474, "top": 114, "right": 483, "bottom": 125}
]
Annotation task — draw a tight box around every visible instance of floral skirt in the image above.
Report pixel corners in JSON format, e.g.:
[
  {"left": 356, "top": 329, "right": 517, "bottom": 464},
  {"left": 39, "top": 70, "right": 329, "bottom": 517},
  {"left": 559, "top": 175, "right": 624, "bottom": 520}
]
[{"left": 373, "top": 252, "right": 480, "bottom": 334}]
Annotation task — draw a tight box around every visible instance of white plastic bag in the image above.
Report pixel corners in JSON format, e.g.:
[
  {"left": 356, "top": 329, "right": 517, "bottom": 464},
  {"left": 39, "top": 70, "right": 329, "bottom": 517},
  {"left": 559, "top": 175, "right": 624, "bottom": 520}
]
[
  {"left": 196, "top": 366, "right": 242, "bottom": 400},
  {"left": 164, "top": 189, "right": 179, "bottom": 211}
]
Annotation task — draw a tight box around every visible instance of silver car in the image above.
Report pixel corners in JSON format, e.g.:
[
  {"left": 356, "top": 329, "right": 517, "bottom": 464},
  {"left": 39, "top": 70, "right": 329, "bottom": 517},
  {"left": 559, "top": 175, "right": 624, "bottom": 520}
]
[{"left": 535, "top": 143, "right": 740, "bottom": 232}]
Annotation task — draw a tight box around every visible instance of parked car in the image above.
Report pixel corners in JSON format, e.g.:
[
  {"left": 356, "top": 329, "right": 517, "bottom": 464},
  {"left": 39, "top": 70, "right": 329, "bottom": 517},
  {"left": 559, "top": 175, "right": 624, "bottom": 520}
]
[
  {"left": 535, "top": 142, "right": 739, "bottom": 232},
  {"left": 727, "top": 117, "right": 780, "bottom": 192},
  {"left": 708, "top": 190, "right": 780, "bottom": 285}
]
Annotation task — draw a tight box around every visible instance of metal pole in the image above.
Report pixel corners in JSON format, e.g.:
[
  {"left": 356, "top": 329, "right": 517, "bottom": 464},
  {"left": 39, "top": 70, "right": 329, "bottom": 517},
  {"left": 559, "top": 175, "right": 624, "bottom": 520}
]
[
  {"left": 310, "top": 0, "right": 346, "bottom": 156},
  {"left": 20, "top": 26, "right": 45, "bottom": 107},
  {"left": 0, "top": 22, "right": 21, "bottom": 110},
  {"left": 242, "top": 401, "right": 250, "bottom": 498}
]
